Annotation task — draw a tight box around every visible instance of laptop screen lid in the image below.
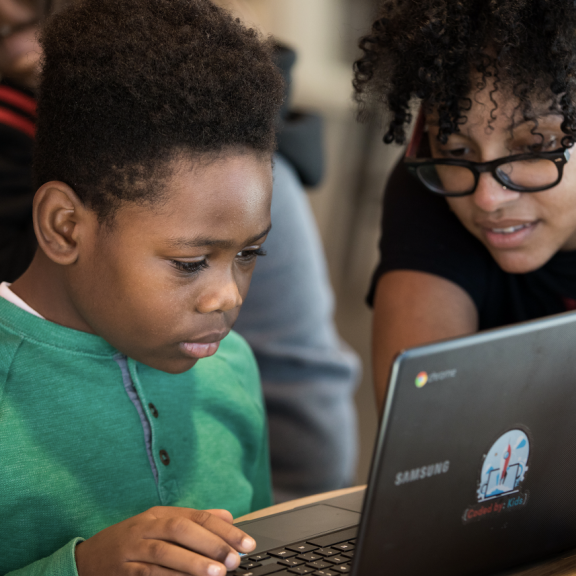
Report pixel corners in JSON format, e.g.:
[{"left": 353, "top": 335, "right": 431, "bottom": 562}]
[{"left": 352, "top": 311, "right": 576, "bottom": 576}]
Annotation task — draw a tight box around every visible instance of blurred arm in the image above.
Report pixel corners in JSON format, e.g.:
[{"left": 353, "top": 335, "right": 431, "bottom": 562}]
[{"left": 372, "top": 270, "right": 478, "bottom": 411}]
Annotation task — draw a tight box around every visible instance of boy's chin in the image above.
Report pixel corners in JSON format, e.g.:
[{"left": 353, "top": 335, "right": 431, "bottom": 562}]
[
  {"left": 121, "top": 347, "right": 201, "bottom": 373},
  {"left": 142, "top": 356, "right": 200, "bottom": 374}
]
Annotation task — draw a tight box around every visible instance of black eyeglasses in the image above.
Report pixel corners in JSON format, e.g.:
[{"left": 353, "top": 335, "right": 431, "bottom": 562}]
[{"left": 405, "top": 147, "right": 571, "bottom": 197}]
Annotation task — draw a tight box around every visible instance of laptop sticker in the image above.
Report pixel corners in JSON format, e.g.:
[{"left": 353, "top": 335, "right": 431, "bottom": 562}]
[{"left": 463, "top": 427, "right": 530, "bottom": 523}]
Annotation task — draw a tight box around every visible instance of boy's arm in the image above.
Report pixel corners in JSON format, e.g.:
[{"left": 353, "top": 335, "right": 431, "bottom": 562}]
[
  {"left": 6, "top": 538, "right": 83, "bottom": 576},
  {"left": 6, "top": 508, "right": 258, "bottom": 576}
]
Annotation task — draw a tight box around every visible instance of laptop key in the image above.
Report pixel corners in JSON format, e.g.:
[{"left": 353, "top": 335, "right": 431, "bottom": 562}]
[
  {"left": 286, "top": 567, "right": 314, "bottom": 575},
  {"left": 269, "top": 549, "right": 298, "bottom": 559},
  {"left": 240, "top": 562, "right": 262, "bottom": 570},
  {"left": 249, "top": 554, "right": 271, "bottom": 562},
  {"left": 306, "top": 560, "right": 332, "bottom": 570},
  {"left": 307, "top": 528, "right": 358, "bottom": 548},
  {"left": 333, "top": 543, "right": 354, "bottom": 552},
  {"left": 314, "top": 548, "right": 339, "bottom": 557},
  {"left": 287, "top": 543, "right": 318, "bottom": 554},
  {"left": 297, "top": 552, "right": 321, "bottom": 562},
  {"left": 325, "top": 556, "right": 348, "bottom": 565},
  {"left": 330, "top": 565, "right": 350, "bottom": 574},
  {"left": 312, "top": 571, "right": 338, "bottom": 576},
  {"left": 278, "top": 558, "right": 305, "bottom": 568},
  {"left": 233, "top": 563, "right": 287, "bottom": 576},
  {"left": 341, "top": 551, "right": 354, "bottom": 559}
]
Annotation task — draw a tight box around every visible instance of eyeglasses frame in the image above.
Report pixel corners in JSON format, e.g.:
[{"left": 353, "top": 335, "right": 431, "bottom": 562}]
[
  {"left": 403, "top": 106, "right": 572, "bottom": 197},
  {"left": 405, "top": 147, "right": 571, "bottom": 197}
]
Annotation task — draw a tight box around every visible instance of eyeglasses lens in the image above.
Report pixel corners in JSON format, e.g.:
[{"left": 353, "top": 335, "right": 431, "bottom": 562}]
[
  {"left": 416, "top": 165, "right": 475, "bottom": 195},
  {"left": 495, "top": 158, "right": 559, "bottom": 191},
  {"left": 417, "top": 158, "right": 560, "bottom": 195}
]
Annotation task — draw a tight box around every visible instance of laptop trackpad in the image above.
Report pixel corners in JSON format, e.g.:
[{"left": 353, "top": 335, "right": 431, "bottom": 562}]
[{"left": 239, "top": 504, "right": 361, "bottom": 553}]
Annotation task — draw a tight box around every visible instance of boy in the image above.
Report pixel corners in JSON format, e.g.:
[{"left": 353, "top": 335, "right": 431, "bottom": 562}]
[{"left": 0, "top": 0, "right": 284, "bottom": 574}]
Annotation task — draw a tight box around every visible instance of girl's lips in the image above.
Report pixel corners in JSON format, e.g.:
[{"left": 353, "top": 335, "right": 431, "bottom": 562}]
[
  {"left": 480, "top": 220, "right": 539, "bottom": 250},
  {"left": 179, "top": 341, "right": 220, "bottom": 359}
]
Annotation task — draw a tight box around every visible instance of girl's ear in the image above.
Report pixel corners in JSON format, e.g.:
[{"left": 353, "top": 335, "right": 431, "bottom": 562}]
[{"left": 33, "top": 181, "right": 94, "bottom": 265}]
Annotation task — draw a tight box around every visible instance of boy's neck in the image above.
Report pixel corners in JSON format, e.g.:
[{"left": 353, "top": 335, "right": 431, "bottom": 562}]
[{"left": 10, "top": 251, "right": 95, "bottom": 334}]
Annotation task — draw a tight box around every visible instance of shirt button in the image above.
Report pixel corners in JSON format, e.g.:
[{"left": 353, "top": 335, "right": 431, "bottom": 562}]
[
  {"left": 159, "top": 449, "right": 170, "bottom": 466},
  {"left": 148, "top": 403, "right": 159, "bottom": 418}
]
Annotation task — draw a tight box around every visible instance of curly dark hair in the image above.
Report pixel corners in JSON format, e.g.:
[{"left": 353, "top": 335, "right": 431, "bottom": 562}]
[
  {"left": 353, "top": 0, "right": 576, "bottom": 146},
  {"left": 34, "top": 0, "right": 284, "bottom": 220}
]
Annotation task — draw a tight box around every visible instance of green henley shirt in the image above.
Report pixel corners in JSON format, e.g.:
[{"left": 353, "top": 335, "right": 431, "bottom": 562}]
[{"left": 0, "top": 296, "right": 272, "bottom": 575}]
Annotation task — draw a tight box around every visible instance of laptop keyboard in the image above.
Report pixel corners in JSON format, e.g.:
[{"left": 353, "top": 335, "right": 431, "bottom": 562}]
[{"left": 230, "top": 526, "right": 358, "bottom": 576}]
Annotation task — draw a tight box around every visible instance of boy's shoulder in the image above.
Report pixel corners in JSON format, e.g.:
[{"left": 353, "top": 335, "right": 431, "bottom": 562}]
[
  {"left": 0, "top": 321, "right": 26, "bottom": 392},
  {"left": 0, "top": 297, "right": 116, "bottom": 397},
  {"left": 0, "top": 298, "right": 39, "bottom": 384}
]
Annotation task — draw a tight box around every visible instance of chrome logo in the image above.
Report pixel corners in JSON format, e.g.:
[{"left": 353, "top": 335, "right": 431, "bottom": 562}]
[{"left": 415, "top": 372, "right": 428, "bottom": 388}]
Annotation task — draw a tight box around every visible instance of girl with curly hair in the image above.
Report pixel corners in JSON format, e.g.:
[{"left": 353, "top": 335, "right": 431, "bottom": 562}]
[{"left": 355, "top": 0, "right": 576, "bottom": 407}]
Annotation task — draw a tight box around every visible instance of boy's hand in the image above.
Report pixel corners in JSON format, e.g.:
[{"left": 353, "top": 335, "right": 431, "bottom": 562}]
[{"left": 75, "top": 507, "right": 256, "bottom": 576}]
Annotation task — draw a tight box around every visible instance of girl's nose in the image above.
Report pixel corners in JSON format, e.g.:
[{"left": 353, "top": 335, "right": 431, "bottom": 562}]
[{"left": 472, "top": 172, "right": 522, "bottom": 213}]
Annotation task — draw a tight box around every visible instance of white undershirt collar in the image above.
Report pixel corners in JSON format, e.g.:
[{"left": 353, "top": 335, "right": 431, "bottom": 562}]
[{"left": 0, "top": 282, "right": 45, "bottom": 319}]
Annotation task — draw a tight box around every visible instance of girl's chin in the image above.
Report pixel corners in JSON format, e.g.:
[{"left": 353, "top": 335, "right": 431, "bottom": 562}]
[{"left": 487, "top": 246, "right": 552, "bottom": 275}]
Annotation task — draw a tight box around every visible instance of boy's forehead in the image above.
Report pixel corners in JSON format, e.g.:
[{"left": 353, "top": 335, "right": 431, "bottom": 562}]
[
  {"left": 170, "top": 151, "right": 272, "bottom": 201},
  {"left": 105, "top": 152, "right": 272, "bottom": 243}
]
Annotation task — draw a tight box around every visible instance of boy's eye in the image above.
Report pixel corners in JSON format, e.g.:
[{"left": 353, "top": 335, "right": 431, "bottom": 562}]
[
  {"left": 236, "top": 247, "right": 267, "bottom": 263},
  {"left": 171, "top": 259, "right": 209, "bottom": 274}
]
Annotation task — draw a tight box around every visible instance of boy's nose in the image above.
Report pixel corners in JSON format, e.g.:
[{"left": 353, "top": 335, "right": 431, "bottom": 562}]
[
  {"left": 196, "top": 275, "right": 243, "bottom": 314},
  {"left": 472, "top": 172, "right": 522, "bottom": 213}
]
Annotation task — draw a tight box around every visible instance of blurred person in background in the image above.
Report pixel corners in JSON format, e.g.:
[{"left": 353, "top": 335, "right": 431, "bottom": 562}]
[
  {"left": 0, "top": 0, "right": 360, "bottom": 501},
  {"left": 354, "top": 0, "right": 576, "bottom": 410}
]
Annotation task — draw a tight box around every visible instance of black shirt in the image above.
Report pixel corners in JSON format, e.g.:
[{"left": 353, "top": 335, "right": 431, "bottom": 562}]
[
  {"left": 0, "top": 80, "right": 37, "bottom": 283},
  {"left": 368, "top": 160, "right": 576, "bottom": 330}
]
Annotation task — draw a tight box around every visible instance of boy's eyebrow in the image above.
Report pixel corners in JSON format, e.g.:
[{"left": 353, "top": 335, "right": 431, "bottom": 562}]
[{"left": 168, "top": 224, "right": 272, "bottom": 250}]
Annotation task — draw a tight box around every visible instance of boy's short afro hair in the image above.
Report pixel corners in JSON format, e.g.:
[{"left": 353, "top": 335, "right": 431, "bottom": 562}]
[
  {"left": 34, "top": 0, "right": 284, "bottom": 220},
  {"left": 353, "top": 0, "right": 576, "bottom": 146}
]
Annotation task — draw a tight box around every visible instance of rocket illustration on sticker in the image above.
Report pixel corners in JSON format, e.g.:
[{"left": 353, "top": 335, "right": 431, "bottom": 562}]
[
  {"left": 477, "top": 429, "right": 529, "bottom": 501},
  {"left": 463, "top": 427, "right": 531, "bottom": 523},
  {"left": 500, "top": 443, "right": 512, "bottom": 484}
]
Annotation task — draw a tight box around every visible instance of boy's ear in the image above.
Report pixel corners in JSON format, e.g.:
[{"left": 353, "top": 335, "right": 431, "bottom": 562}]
[{"left": 33, "top": 181, "right": 94, "bottom": 265}]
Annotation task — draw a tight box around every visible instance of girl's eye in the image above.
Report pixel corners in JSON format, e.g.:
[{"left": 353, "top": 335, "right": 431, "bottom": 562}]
[
  {"left": 171, "top": 259, "right": 209, "bottom": 274},
  {"left": 524, "top": 136, "right": 559, "bottom": 154},
  {"left": 236, "top": 247, "right": 267, "bottom": 263},
  {"left": 439, "top": 147, "right": 470, "bottom": 158}
]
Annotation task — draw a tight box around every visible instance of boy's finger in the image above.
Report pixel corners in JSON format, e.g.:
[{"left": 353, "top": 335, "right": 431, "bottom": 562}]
[
  {"left": 128, "top": 562, "right": 202, "bottom": 576},
  {"left": 144, "top": 515, "right": 244, "bottom": 570},
  {"left": 205, "top": 509, "right": 234, "bottom": 524},
  {"left": 187, "top": 509, "right": 256, "bottom": 553},
  {"left": 149, "top": 507, "right": 256, "bottom": 553},
  {"left": 128, "top": 540, "right": 226, "bottom": 576}
]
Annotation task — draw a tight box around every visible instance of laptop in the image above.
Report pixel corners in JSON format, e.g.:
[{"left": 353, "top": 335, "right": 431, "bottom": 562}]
[{"left": 234, "top": 310, "right": 576, "bottom": 576}]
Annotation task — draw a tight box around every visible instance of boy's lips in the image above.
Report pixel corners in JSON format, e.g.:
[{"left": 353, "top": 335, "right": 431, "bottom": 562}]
[
  {"left": 179, "top": 331, "right": 228, "bottom": 359},
  {"left": 180, "top": 341, "right": 220, "bottom": 359}
]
